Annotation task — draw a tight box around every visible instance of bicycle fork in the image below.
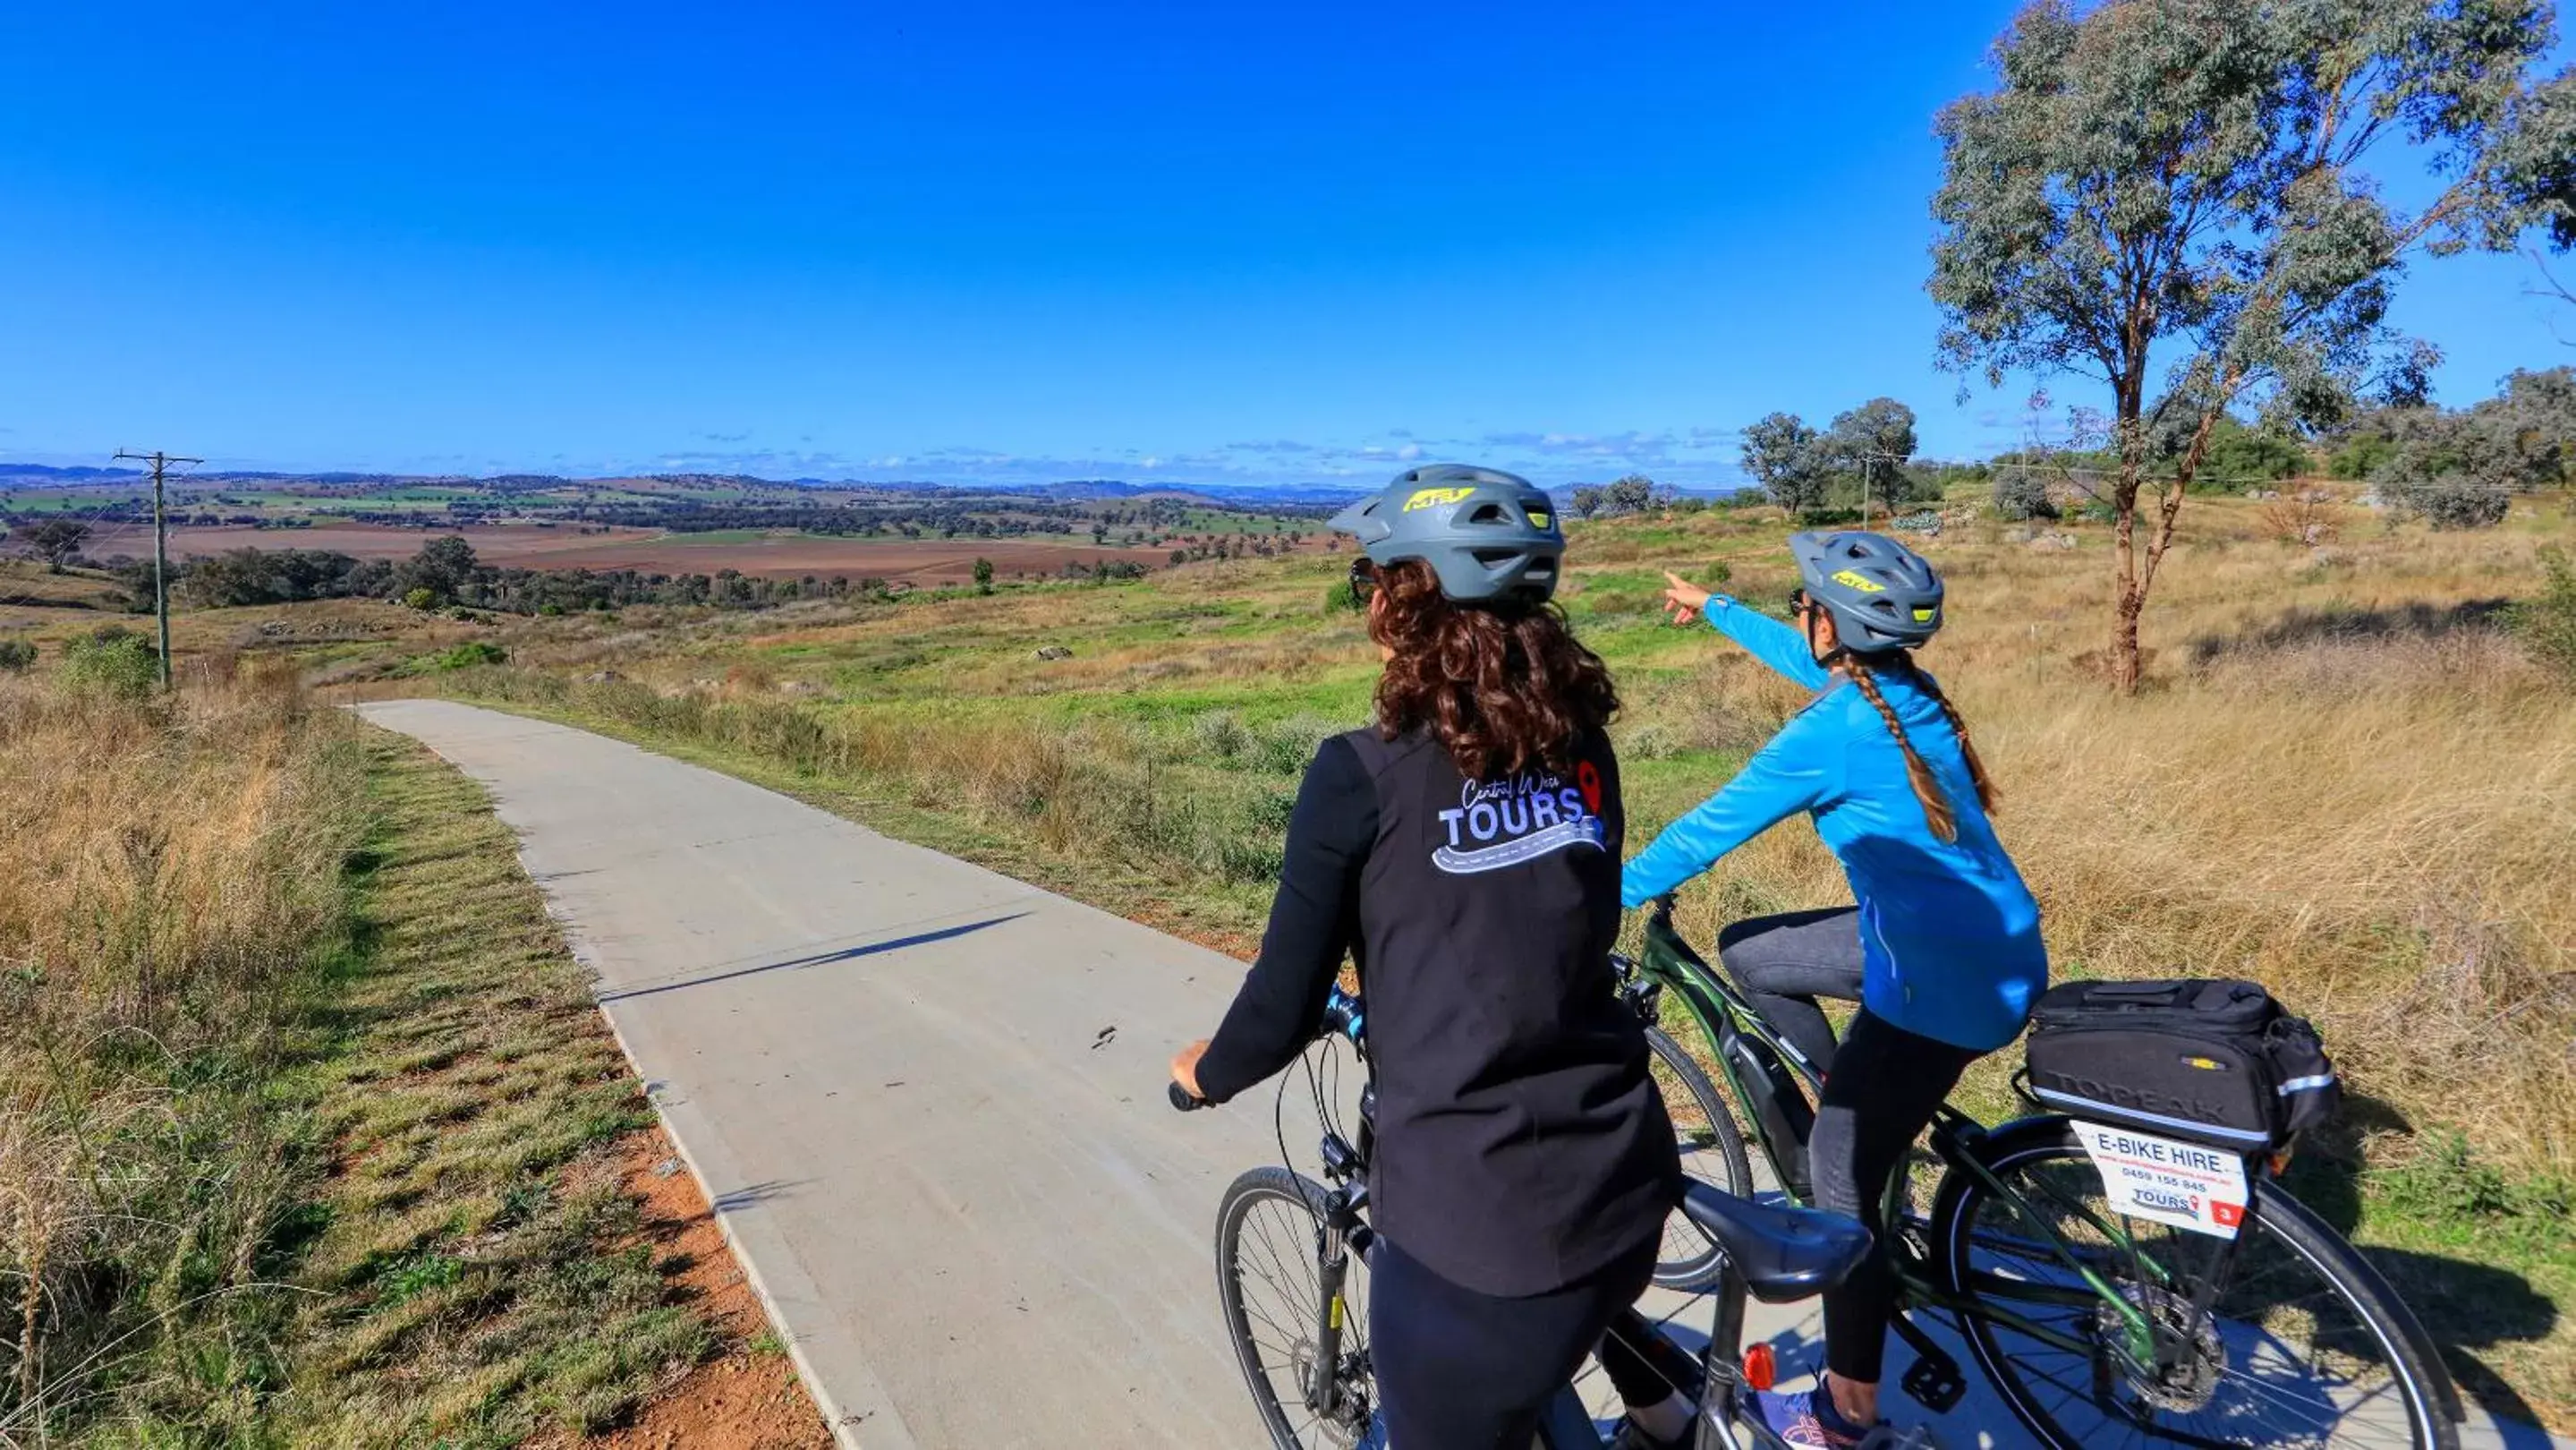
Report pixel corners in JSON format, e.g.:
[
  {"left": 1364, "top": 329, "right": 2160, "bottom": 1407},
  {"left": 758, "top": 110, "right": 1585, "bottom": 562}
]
[{"left": 1307, "top": 1128, "right": 1376, "bottom": 1424}]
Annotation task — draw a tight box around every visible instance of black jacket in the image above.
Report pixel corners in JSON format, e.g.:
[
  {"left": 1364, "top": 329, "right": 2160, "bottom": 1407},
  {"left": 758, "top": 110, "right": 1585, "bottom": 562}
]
[{"left": 1197, "top": 727, "right": 1678, "bottom": 1296}]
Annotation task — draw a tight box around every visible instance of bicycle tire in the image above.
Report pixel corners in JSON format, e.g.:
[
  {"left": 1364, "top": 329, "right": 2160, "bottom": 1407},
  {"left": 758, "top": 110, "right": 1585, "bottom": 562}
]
[
  {"left": 1930, "top": 1118, "right": 2460, "bottom": 1450},
  {"left": 1644, "top": 1025, "right": 1755, "bottom": 1288},
  {"left": 1217, "top": 1166, "right": 1380, "bottom": 1449}
]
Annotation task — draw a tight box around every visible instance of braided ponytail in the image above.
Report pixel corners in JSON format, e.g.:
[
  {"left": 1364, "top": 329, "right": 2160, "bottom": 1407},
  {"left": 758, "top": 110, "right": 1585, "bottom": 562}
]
[
  {"left": 1844, "top": 658, "right": 1959, "bottom": 843},
  {"left": 1901, "top": 660, "right": 1998, "bottom": 815}
]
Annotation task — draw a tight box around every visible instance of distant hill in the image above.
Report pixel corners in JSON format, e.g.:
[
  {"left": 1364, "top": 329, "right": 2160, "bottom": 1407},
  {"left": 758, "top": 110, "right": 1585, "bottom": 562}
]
[
  {"left": 0, "top": 464, "right": 147, "bottom": 484},
  {"left": 0, "top": 461, "right": 1383, "bottom": 508}
]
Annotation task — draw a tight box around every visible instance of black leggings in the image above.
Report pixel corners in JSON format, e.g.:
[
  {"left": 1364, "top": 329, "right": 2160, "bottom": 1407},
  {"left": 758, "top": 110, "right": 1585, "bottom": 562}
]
[
  {"left": 1372, "top": 1237, "right": 1685, "bottom": 1447},
  {"left": 1814, "top": 1008, "right": 1980, "bottom": 1384},
  {"left": 1715, "top": 907, "right": 1865, "bottom": 1074},
  {"left": 1718, "top": 909, "right": 1984, "bottom": 1385}
]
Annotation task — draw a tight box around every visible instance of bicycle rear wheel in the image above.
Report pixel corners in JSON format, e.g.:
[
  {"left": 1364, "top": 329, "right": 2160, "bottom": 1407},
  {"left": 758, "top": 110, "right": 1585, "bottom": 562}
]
[
  {"left": 1933, "top": 1120, "right": 2459, "bottom": 1450},
  {"left": 1217, "top": 1166, "right": 1379, "bottom": 1449},
  {"left": 1644, "top": 1025, "right": 1755, "bottom": 1287}
]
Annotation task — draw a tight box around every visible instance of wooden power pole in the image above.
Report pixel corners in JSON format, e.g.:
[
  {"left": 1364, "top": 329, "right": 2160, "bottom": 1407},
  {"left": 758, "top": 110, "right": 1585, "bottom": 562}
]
[{"left": 113, "top": 449, "right": 200, "bottom": 689}]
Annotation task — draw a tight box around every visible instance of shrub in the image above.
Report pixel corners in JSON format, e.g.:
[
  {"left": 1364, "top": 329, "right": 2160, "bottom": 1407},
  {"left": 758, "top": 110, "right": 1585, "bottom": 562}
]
[
  {"left": 2515, "top": 545, "right": 2576, "bottom": 675},
  {"left": 0, "top": 637, "right": 35, "bottom": 673},
  {"left": 2386, "top": 473, "right": 2510, "bottom": 530},
  {"left": 59, "top": 624, "right": 160, "bottom": 697},
  {"left": 404, "top": 586, "right": 437, "bottom": 610},
  {"left": 1698, "top": 560, "right": 1733, "bottom": 589},
  {"left": 1192, "top": 710, "right": 1249, "bottom": 761},
  {"left": 2257, "top": 491, "right": 2343, "bottom": 546},
  {"left": 2328, "top": 433, "right": 2399, "bottom": 481},
  {"left": 1251, "top": 714, "right": 1345, "bottom": 774},
  {"left": 1212, "top": 827, "right": 1288, "bottom": 884},
  {"left": 1991, "top": 472, "right": 2060, "bottom": 522},
  {"left": 421, "top": 641, "right": 508, "bottom": 672}
]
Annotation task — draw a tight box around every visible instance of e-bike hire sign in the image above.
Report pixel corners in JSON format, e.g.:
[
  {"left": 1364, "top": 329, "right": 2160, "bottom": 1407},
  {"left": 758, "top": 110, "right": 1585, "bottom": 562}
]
[{"left": 2072, "top": 1121, "right": 2250, "bottom": 1240}]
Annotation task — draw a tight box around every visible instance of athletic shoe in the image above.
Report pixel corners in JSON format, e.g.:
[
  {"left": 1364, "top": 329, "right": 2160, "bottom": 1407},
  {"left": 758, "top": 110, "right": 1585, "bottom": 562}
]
[{"left": 1747, "top": 1387, "right": 1877, "bottom": 1449}]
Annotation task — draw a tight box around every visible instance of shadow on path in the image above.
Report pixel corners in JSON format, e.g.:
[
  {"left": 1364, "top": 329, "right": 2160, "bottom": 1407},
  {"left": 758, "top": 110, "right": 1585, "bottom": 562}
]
[{"left": 599, "top": 913, "right": 1029, "bottom": 1003}]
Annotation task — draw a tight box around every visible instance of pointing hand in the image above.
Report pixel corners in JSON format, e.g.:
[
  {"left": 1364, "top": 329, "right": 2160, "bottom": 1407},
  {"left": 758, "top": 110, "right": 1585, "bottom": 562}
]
[{"left": 1662, "top": 571, "right": 1712, "bottom": 627}]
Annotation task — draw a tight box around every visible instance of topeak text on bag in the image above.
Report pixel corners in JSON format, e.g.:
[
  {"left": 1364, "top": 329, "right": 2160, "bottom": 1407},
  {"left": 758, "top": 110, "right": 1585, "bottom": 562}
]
[{"left": 2022, "top": 978, "right": 2342, "bottom": 1152}]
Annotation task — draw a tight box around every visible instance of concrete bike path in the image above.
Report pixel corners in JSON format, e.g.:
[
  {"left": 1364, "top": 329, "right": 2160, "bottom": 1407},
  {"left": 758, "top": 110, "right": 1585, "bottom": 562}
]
[
  {"left": 356, "top": 701, "right": 2557, "bottom": 1450},
  {"left": 355, "top": 698, "right": 1306, "bottom": 1449}
]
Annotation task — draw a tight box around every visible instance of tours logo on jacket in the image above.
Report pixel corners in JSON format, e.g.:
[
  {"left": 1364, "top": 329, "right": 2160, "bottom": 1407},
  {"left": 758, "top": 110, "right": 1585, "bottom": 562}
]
[{"left": 1433, "top": 763, "right": 1607, "bottom": 875}]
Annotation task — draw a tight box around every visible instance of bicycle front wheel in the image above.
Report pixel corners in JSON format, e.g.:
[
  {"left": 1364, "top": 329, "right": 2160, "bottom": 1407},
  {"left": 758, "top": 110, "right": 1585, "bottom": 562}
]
[
  {"left": 1933, "top": 1119, "right": 2459, "bottom": 1450},
  {"left": 1217, "top": 1166, "right": 1378, "bottom": 1449},
  {"left": 1644, "top": 1025, "right": 1754, "bottom": 1287}
]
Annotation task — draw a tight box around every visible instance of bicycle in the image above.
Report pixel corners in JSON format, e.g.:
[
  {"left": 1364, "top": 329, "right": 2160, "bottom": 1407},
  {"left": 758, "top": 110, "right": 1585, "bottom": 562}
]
[
  {"left": 1172, "top": 987, "right": 1938, "bottom": 1449},
  {"left": 1618, "top": 895, "right": 2467, "bottom": 1450}
]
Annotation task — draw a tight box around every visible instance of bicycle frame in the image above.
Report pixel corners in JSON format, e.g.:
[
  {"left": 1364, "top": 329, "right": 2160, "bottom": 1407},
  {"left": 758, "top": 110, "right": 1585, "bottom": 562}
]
[
  {"left": 1624, "top": 905, "right": 2195, "bottom": 1372},
  {"left": 1295, "top": 1024, "right": 1819, "bottom": 1450}
]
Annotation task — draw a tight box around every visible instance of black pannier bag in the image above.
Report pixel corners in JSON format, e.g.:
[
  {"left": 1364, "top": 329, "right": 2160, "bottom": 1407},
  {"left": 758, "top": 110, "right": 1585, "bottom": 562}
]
[{"left": 2022, "top": 978, "right": 2342, "bottom": 1152}]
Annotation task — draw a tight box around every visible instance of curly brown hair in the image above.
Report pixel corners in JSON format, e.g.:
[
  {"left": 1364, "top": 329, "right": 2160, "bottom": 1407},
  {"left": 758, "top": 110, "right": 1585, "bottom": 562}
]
[{"left": 1366, "top": 558, "right": 1620, "bottom": 780}]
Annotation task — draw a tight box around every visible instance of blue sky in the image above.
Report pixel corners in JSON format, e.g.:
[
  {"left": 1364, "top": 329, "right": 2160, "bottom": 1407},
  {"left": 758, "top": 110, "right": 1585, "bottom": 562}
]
[{"left": 3, "top": 3, "right": 2568, "bottom": 490}]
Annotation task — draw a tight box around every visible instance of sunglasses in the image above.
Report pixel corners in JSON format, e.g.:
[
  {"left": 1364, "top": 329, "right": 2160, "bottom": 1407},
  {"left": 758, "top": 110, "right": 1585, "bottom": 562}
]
[
  {"left": 1788, "top": 587, "right": 1811, "bottom": 617},
  {"left": 1348, "top": 558, "right": 1380, "bottom": 606}
]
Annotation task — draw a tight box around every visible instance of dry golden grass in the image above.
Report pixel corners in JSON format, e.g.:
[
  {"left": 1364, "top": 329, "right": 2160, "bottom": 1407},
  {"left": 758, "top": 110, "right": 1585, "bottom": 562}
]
[
  {"left": 0, "top": 662, "right": 764, "bottom": 1445},
  {"left": 0, "top": 662, "right": 367, "bottom": 1437},
  {"left": 1632, "top": 500, "right": 2576, "bottom": 1420}
]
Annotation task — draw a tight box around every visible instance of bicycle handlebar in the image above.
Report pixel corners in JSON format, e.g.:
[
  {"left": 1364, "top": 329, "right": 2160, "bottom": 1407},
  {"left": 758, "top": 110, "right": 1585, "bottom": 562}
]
[{"left": 1168, "top": 1080, "right": 1208, "bottom": 1113}]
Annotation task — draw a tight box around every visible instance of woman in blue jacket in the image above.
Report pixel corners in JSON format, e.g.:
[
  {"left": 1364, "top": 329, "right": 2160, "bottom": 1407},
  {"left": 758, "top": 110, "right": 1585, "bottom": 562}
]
[{"left": 1621, "top": 531, "right": 2046, "bottom": 1450}]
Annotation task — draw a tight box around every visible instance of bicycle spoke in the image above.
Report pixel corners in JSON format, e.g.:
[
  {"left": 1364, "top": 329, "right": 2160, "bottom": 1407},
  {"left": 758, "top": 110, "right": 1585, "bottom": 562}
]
[
  {"left": 1244, "top": 1208, "right": 1317, "bottom": 1315},
  {"left": 1951, "top": 1139, "right": 2442, "bottom": 1450}
]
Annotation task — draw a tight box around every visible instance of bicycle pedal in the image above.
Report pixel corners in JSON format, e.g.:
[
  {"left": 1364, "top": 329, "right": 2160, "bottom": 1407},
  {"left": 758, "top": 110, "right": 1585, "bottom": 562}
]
[{"left": 1900, "top": 1352, "right": 1965, "bottom": 1413}]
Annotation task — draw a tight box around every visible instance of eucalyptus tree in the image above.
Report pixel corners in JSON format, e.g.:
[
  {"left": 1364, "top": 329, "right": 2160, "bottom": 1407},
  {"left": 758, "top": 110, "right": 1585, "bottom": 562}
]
[
  {"left": 1929, "top": 0, "right": 2575, "bottom": 693},
  {"left": 1740, "top": 411, "right": 1830, "bottom": 516},
  {"left": 1823, "top": 397, "right": 1922, "bottom": 513}
]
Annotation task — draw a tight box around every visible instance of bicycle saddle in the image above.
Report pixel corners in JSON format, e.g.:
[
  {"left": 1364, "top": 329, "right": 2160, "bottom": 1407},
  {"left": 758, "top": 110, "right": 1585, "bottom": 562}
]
[{"left": 1677, "top": 1183, "right": 1873, "bottom": 1304}]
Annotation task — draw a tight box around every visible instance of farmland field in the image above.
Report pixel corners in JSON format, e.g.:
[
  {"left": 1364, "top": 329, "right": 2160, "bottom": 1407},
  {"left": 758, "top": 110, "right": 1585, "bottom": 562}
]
[
  {"left": 4, "top": 471, "right": 1333, "bottom": 586},
  {"left": 504, "top": 530, "right": 1190, "bottom": 583},
  {"left": 161, "top": 522, "right": 661, "bottom": 562}
]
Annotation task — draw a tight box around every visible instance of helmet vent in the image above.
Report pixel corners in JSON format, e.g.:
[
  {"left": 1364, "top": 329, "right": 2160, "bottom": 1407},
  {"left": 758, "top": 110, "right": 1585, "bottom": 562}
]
[{"left": 1466, "top": 502, "right": 1509, "bottom": 525}]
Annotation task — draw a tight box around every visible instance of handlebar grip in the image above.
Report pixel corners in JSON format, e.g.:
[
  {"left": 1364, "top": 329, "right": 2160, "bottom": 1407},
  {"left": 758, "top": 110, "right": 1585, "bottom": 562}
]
[{"left": 1168, "top": 1080, "right": 1209, "bottom": 1113}]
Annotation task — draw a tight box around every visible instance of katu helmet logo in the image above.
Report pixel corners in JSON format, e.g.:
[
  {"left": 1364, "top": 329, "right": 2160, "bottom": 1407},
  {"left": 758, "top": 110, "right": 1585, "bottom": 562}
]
[
  {"left": 1329, "top": 464, "right": 1566, "bottom": 606},
  {"left": 1789, "top": 530, "right": 1945, "bottom": 650},
  {"left": 1403, "top": 486, "right": 1477, "bottom": 512}
]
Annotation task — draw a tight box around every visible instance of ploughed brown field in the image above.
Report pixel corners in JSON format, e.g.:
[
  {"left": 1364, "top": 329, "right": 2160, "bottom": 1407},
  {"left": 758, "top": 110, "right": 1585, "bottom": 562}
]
[
  {"left": 159, "top": 522, "right": 1191, "bottom": 583},
  {"left": 517, "top": 533, "right": 1183, "bottom": 584},
  {"left": 162, "top": 523, "right": 663, "bottom": 562}
]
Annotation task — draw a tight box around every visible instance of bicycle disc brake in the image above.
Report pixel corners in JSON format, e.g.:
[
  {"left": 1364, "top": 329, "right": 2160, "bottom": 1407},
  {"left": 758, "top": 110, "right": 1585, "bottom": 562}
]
[
  {"left": 1290, "top": 1340, "right": 1374, "bottom": 1447},
  {"left": 2096, "top": 1282, "right": 2223, "bottom": 1414}
]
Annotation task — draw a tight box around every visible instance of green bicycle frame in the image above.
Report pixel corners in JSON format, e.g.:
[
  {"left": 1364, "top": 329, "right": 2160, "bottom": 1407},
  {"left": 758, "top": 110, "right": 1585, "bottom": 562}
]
[{"left": 1632, "top": 908, "right": 2168, "bottom": 1360}]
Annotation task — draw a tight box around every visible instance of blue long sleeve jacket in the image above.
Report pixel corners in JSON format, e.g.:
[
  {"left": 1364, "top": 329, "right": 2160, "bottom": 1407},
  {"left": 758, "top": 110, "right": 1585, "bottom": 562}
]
[{"left": 1620, "top": 599, "right": 2047, "bottom": 1052}]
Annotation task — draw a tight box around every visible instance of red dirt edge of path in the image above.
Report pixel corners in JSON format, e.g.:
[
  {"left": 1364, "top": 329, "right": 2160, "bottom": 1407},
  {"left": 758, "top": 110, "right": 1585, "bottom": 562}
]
[{"left": 579, "top": 1124, "right": 836, "bottom": 1450}]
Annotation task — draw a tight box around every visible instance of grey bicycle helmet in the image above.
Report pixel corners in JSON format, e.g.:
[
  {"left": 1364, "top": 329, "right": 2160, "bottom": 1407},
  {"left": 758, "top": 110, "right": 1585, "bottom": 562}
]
[
  {"left": 1327, "top": 464, "right": 1564, "bottom": 605},
  {"left": 1790, "top": 530, "right": 1944, "bottom": 650}
]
